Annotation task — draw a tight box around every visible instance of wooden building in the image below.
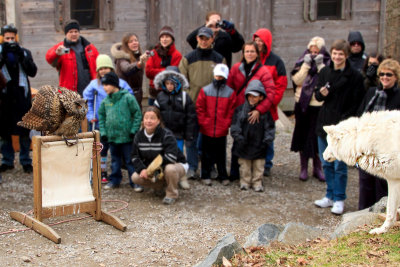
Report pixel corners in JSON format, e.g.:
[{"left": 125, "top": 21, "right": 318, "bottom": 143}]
[{"left": 0, "top": 0, "right": 393, "bottom": 110}]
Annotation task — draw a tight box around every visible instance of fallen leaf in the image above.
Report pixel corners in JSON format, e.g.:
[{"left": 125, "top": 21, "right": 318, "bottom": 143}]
[
  {"left": 222, "top": 256, "right": 232, "bottom": 267},
  {"left": 297, "top": 257, "right": 308, "bottom": 265}
]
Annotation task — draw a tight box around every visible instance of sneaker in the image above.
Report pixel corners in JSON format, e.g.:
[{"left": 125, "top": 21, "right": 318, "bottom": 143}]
[
  {"left": 314, "top": 197, "right": 334, "bottom": 208},
  {"left": 240, "top": 184, "right": 249, "bottom": 190},
  {"left": 101, "top": 172, "right": 108, "bottom": 184},
  {"left": 103, "top": 182, "right": 118, "bottom": 189},
  {"left": 179, "top": 179, "right": 190, "bottom": 190},
  {"left": 22, "top": 164, "right": 33, "bottom": 173},
  {"left": 0, "top": 164, "right": 14, "bottom": 172},
  {"left": 187, "top": 169, "right": 198, "bottom": 179},
  {"left": 210, "top": 167, "right": 218, "bottom": 179},
  {"left": 253, "top": 185, "right": 264, "bottom": 192},
  {"left": 162, "top": 197, "right": 176, "bottom": 205},
  {"left": 202, "top": 179, "right": 212, "bottom": 186},
  {"left": 263, "top": 168, "right": 271, "bottom": 177},
  {"left": 133, "top": 184, "right": 144, "bottom": 193},
  {"left": 331, "top": 201, "right": 345, "bottom": 215},
  {"left": 221, "top": 179, "right": 230, "bottom": 186}
]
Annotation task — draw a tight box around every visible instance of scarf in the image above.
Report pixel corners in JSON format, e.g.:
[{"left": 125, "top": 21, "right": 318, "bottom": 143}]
[{"left": 364, "top": 86, "right": 388, "bottom": 112}]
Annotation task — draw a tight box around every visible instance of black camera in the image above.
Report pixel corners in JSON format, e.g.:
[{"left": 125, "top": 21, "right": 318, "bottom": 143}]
[{"left": 216, "top": 21, "right": 226, "bottom": 29}]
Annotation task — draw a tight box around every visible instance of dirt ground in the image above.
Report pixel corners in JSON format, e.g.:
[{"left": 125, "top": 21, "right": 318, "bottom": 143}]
[{"left": 0, "top": 129, "right": 359, "bottom": 266}]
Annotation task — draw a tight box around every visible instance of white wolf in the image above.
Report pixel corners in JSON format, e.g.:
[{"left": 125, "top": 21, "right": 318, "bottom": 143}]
[{"left": 323, "top": 110, "right": 400, "bottom": 234}]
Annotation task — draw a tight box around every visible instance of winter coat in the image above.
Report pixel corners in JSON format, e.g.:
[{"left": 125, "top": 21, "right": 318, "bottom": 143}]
[
  {"left": 253, "top": 28, "right": 288, "bottom": 120},
  {"left": 186, "top": 26, "right": 244, "bottom": 68},
  {"left": 196, "top": 81, "right": 236, "bottom": 138},
  {"left": 98, "top": 89, "right": 142, "bottom": 144},
  {"left": 83, "top": 78, "right": 133, "bottom": 123},
  {"left": 0, "top": 44, "right": 37, "bottom": 136},
  {"left": 111, "top": 42, "right": 143, "bottom": 97},
  {"left": 357, "top": 83, "right": 400, "bottom": 115},
  {"left": 179, "top": 47, "right": 225, "bottom": 102},
  {"left": 45, "top": 37, "right": 98, "bottom": 92},
  {"left": 227, "top": 61, "right": 275, "bottom": 114},
  {"left": 231, "top": 80, "right": 275, "bottom": 160},
  {"left": 153, "top": 70, "right": 196, "bottom": 141},
  {"left": 315, "top": 60, "right": 365, "bottom": 138},
  {"left": 145, "top": 43, "right": 182, "bottom": 98},
  {"left": 132, "top": 125, "right": 187, "bottom": 174},
  {"left": 347, "top": 31, "right": 367, "bottom": 72}
]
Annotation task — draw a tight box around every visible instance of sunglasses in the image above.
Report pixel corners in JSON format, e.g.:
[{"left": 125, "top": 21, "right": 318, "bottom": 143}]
[
  {"left": 350, "top": 42, "right": 362, "bottom": 46},
  {"left": 379, "top": 72, "right": 394, "bottom": 77}
]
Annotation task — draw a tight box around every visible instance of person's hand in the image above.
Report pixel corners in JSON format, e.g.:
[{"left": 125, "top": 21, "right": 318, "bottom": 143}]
[
  {"left": 100, "top": 135, "right": 108, "bottom": 143},
  {"left": 248, "top": 110, "right": 260, "bottom": 124},
  {"left": 56, "top": 45, "right": 66, "bottom": 56},
  {"left": 222, "top": 20, "right": 234, "bottom": 30},
  {"left": 315, "top": 54, "right": 323, "bottom": 65},
  {"left": 206, "top": 19, "right": 220, "bottom": 32},
  {"left": 139, "top": 169, "right": 148, "bottom": 179},
  {"left": 320, "top": 86, "right": 329, "bottom": 97},
  {"left": 90, "top": 118, "right": 98, "bottom": 123},
  {"left": 303, "top": 54, "right": 312, "bottom": 66},
  {"left": 138, "top": 53, "right": 149, "bottom": 68}
]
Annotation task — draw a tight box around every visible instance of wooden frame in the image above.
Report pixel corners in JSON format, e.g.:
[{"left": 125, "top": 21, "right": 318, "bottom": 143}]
[{"left": 10, "top": 131, "right": 126, "bottom": 244}]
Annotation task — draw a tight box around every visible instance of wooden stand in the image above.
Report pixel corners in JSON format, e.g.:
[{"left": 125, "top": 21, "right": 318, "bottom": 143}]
[{"left": 10, "top": 131, "right": 126, "bottom": 244}]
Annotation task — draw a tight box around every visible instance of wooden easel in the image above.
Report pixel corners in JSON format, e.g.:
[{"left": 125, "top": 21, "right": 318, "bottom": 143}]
[{"left": 10, "top": 131, "right": 126, "bottom": 243}]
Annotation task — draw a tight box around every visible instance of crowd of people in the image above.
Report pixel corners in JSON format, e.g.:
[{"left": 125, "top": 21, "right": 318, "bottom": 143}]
[{"left": 0, "top": 11, "right": 399, "bottom": 212}]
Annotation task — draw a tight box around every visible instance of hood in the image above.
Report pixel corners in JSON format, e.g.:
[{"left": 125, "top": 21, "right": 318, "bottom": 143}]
[
  {"left": 347, "top": 31, "right": 365, "bottom": 52},
  {"left": 109, "top": 88, "right": 128, "bottom": 102},
  {"left": 253, "top": 28, "right": 272, "bottom": 58},
  {"left": 154, "top": 70, "right": 189, "bottom": 92},
  {"left": 110, "top": 42, "right": 131, "bottom": 60},
  {"left": 245, "top": 80, "right": 266, "bottom": 97}
]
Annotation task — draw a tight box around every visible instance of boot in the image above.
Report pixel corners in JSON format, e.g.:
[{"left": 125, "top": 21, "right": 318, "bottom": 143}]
[
  {"left": 312, "top": 153, "right": 325, "bottom": 182},
  {"left": 299, "top": 152, "right": 308, "bottom": 181}
]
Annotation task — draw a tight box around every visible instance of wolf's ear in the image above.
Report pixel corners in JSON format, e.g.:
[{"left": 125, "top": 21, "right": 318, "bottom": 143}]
[{"left": 323, "top": 125, "right": 334, "bottom": 136}]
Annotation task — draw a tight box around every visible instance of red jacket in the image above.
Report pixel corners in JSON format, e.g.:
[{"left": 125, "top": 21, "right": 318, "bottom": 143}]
[
  {"left": 45, "top": 37, "right": 98, "bottom": 92},
  {"left": 253, "top": 28, "right": 288, "bottom": 120},
  {"left": 196, "top": 82, "right": 236, "bottom": 138},
  {"left": 145, "top": 43, "right": 182, "bottom": 96},
  {"left": 227, "top": 62, "right": 275, "bottom": 115}
]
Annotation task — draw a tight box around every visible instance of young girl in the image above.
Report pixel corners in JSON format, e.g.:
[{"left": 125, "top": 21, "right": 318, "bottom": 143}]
[
  {"left": 131, "top": 106, "right": 188, "bottom": 205},
  {"left": 111, "top": 33, "right": 150, "bottom": 110},
  {"left": 83, "top": 54, "right": 133, "bottom": 184}
]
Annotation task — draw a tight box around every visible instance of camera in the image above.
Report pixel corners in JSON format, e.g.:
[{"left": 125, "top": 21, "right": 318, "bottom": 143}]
[
  {"left": 145, "top": 50, "right": 154, "bottom": 57},
  {"left": 216, "top": 21, "right": 226, "bottom": 29},
  {"left": 63, "top": 48, "right": 70, "bottom": 54}
]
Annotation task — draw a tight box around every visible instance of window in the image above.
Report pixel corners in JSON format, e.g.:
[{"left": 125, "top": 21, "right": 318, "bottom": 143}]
[
  {"left": 304, "top": 0, "right": 351, "bottom": 21},
  {"left": 54, "top": 0, "right": 114, "bottom": 31},
  {"left": 317, "top": 0, "right": 342, "bottom": 19}
]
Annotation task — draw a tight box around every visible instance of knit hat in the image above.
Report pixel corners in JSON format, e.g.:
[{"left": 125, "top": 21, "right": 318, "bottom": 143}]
[
  {"left": 64, "top": 19, "right": 80, "bottom": 34},
  {"left": 213, "top": 63, "right": 229, "bottom": 79},
  {"left": 101, "top": 72, "right": 119, "bottom": 88},
  {"left": 159, "top": 26, "right": 175, "bottom": 41},
  {"left": 307, "top": 36, "right": 325, "bottom": 51},
  {"left": 96, "top": 54, "right": 114, "bottom": 71}
]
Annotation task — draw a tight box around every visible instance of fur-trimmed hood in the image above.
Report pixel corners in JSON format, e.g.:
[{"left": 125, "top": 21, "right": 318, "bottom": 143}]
[
  {"left": 154, "top": 70, "right": 189, "bottom": 91},
  {"left": 110, "top": 42, "right": 131, "bottom": 60}
]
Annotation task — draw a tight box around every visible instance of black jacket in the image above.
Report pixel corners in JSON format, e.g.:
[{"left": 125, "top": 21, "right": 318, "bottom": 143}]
[
  {"left": 357, "top": 83, "right": 400, "bottom": 115},
  {"left": 131, "top": 125, "right": 187, "bottom": 174},
  {"left": 186, "top": 26, "right": 244, "bottom": 68},
  {"left": 315, "top": 60, "right": 365, "bottom": 138},
  {"left": 347, "top": 31, "right": 367, "bottom": 72}
]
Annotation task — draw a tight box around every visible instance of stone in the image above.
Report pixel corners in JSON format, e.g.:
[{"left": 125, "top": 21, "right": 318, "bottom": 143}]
[
  {"left": 244, "top": 223, "right": 283, "bottom": 247},
  {"left": 278, "top": 222, "right": 324, "bottom": 245},
  {"left": 369, "top": 197, "right": 388, "bottom": 213},
  {"left": 331, "top": 210, "right": 381, "bottom": 239},
  {"left": 194, "top": 233, "right": 243, "bottom": 267}
]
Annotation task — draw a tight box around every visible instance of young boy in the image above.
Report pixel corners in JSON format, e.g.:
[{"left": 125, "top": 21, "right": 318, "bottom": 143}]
[
  {"left": 153, "top": 67, "right": 196, "bottom": 189},
  {"left": 196, "top": 64, "right": 236, "bottom": 186},
  {"left": 231, "top": 80, "right": 276, "bottom": 192},
  {"left": 98, "top": 72, "right": 142, "bottom": 190}
]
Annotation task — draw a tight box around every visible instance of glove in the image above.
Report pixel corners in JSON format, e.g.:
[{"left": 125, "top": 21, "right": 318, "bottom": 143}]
[
  {"left": 314, "top": 54, "right": 323, "bottom": 65},
  {"left": 366, "top": 64, "right": 378, "bottom": 79},
  {"left": 303, "top": 54, "right": 312, "bottom": 66},
  {"left": 222, "top": 19, "right": 234, "bottom": 30},
  {"left": 100, "top": 136, "right": 108, "bottom": 143}
]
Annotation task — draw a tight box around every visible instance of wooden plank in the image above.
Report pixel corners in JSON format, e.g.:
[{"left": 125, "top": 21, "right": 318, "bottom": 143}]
[
  {"left": 32, "top": 136, "right": 42, "bottom": 221},
  {"left": 41, "top": 201, "right": 97, "bottom": 219},
  {"left": 101, "top": 211, "right": 127, "bottom": 231}
]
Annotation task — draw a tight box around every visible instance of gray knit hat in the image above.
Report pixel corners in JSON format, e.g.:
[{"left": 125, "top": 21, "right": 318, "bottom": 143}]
[{"left": 159, "top": 26, "right": 175, "bottom": 41}]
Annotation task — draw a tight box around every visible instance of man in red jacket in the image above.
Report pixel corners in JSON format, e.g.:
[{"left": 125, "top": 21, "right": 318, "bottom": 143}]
[
  {"left": 253, "top": 28, "right": 288, "bottom": 177},
  {"left": 46, "top": 19, "right": 98, "bottom": 95}
]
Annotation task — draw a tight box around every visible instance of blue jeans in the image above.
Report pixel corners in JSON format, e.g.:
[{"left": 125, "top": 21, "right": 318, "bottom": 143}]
[
  {"left": 318, "top": 136, "right": 348, "bottom": 201},
  {"left": 264, "top": 141, "right": 274, "bottom": 169},
  {"left": 109, "top": 142, "right": 135, "bottom": 187},
  {"left": 185, "top": 131, "right": 199, "bottom": 172},
  {"left": 1, "top": 134, "right": 31, "bottom": 166}
]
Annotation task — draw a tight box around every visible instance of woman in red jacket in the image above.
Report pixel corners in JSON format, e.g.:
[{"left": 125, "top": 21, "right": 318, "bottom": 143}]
[
  {"left": 145, "top": 26, "right": 182, "bottom": 106},
  {"left": 227, "top": 41, "right": 275, "bottom": 180}
]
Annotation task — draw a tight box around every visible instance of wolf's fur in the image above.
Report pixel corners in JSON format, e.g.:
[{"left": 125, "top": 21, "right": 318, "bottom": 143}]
[{"left": 323, "top": 110, "right": 400, "bottom": 234}]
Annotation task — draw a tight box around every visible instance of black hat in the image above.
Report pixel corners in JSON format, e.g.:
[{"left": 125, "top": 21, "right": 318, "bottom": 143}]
[
  {"left": 197, "top": 27, "right": 213, "bottom": 38},
  {"left": 1, "top": 24, "right": 18, "bottom": 35},
  {"left": 101, "top": 72, "right": 119, "bottom": 88},
  {"left": 64, "top": 19, "right": 80, "bottom": 34}
]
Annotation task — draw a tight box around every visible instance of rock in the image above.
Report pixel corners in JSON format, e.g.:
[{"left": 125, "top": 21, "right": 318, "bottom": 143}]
[
  {"left": 194, "top": 233, "right": 243, "bottom": 267},
  {"left": 369, "top": 197, "right": 388, "bottom": 213},
  {"left": 243, "top": 223, "right": 283, "bottom": 247},
  {"left": 21, "top": 256, "right": 31, "bottom": 263},
  {"left": 331, "top": 210, "right": 381, "bottom": 239},
  {"left": 278, "top": 222, "right": 324, "bottom": 245}
]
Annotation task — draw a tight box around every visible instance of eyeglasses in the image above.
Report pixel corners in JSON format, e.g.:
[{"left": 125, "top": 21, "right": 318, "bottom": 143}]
[{"left": 379, "top": 72, "right": 394, "bottom": 77}]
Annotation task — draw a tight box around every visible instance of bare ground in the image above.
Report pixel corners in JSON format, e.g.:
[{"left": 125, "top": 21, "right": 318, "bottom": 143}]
[{"left": 0, "top": 129, "right": 359, "bottom": 266}]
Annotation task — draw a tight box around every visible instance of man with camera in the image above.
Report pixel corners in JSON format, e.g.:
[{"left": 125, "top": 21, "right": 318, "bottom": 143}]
[
  {"left": 0, "top": 24, "right": 37, "bottom": 173},
  {"left": 46, "top": 19, "right": 99, "bottom": 96},
  {"left": 186, "top": 11, "right": 244, "bottom": 68}
]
